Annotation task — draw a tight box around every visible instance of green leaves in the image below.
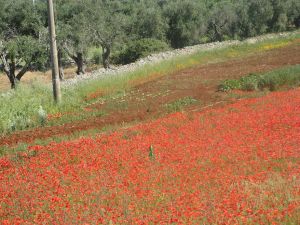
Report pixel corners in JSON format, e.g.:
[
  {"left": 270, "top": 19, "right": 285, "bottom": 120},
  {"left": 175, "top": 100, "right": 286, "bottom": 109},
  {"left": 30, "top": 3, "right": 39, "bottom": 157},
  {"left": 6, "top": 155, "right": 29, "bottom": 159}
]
[
  {"left": 218, "top": 65, "right": 300, "bottom": 92},
  {"left": 4, "top": 35, "right": 48, "bottom": 70},
  {"left": 163, "top": 0, "right": 207, "bottom": 48},
  {"left": 113, "top": 38, "right": 169, "bottom": 65}
]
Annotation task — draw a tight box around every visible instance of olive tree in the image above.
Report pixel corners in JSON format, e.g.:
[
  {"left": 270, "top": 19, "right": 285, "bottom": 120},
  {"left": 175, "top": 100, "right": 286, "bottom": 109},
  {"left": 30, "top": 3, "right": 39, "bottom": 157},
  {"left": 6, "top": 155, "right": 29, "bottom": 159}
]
[
  {"left": 129, "top": 1, "right": 168, "bottom": 41},
  {"left": 163, "top": 0, "right": 207, "bottom": 48},
  {"left": 207, "top": 2, "right": 237, "bottom": 41},
  {"left": 236, "top": 0, "right": 274, "bottom": 37},
  {"left": 287, "top": 0, "right": 300, "bottom": 28},
  {"left": 0, "top": 0, "right": 47, "bottom": 88},
  {"left": 88, "top": 0, "right": 128, "bottom": 69},
  {"left": 55, "top": 0, "right": 91, "bottom": 75}
]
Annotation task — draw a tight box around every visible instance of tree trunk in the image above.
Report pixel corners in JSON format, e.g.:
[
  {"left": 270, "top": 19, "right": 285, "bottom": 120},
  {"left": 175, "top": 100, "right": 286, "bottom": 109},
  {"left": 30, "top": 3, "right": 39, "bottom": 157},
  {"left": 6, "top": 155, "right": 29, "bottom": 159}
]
[
  {"left": 0, "top": 53, "right": 31, "bottom": 89},
  {"left": 63, "top": 46, "right": 85, "bottom": 76},
  {"left": 75, "top": 52, "right": 85, "bottom": 75},
  {"left": 9, "top": 59, "right": 17, "bottom": 88},
  {"left": 16, "top": 63, "right": 30, "bottom": 82},
  {"left": 3, "top": 67, "right": 17, "bottom": 89},
  {"left": 1, "top": 54, "right": 15, "bottom": 88},
  {"left": 212, "top": 23, "right": 222, "bottom": 42},
  {"left": 8, "top": 73, "right": 17, "bottom": 89},
  {"left": 102, "top": 46, "right": 111, "bottom": 69},
  {"left": 59, "top": 67, "right": 65, "bottom": 81},
  {"left": 58, "top": 49, "right": 65, "bottom": 81}
]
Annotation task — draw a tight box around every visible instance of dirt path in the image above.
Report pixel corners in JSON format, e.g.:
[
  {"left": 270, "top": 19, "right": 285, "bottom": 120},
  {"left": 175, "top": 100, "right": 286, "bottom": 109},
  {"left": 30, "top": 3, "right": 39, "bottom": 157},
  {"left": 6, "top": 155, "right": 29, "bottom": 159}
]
[{"left": 1, "top": 42, "right": 299, "bottom": 146}]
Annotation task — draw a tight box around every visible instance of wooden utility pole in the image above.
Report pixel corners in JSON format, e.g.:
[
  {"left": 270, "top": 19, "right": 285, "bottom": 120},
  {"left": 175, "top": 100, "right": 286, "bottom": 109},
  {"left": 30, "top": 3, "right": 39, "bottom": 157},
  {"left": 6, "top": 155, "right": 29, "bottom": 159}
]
[{"left": 47, "top": 0, "right": 61, "bottom": 103}]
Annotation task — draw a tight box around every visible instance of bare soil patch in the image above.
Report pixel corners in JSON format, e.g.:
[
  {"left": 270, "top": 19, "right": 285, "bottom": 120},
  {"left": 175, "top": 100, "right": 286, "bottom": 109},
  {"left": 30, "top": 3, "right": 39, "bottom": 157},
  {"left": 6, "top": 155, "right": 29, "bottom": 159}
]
[{"left": 1, "top": 42, "right": 299, "bottom": 146}]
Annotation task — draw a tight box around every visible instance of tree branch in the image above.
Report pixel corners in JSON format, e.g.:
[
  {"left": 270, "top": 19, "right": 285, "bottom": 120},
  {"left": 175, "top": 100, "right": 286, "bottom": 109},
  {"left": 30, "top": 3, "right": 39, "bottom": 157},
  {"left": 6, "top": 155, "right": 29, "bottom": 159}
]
[
  {"left": 0, "top": 52, "right": 10, "bottom": 75},
  {"left": 16, "top": 62, "right": 30, "bottom": 81},
  {"left": 95, "top": 30, "right": 106, "bottom": 45},
  {"left": 63, "top": 43, "right": 77, "bottom": 61}
]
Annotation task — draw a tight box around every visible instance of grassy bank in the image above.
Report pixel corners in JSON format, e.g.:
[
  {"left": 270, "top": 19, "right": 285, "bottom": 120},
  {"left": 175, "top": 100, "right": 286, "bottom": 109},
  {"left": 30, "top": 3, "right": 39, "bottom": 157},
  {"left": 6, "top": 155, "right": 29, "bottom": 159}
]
[{"left": 0, "top": 31, "right": 299, "bottom": 135}]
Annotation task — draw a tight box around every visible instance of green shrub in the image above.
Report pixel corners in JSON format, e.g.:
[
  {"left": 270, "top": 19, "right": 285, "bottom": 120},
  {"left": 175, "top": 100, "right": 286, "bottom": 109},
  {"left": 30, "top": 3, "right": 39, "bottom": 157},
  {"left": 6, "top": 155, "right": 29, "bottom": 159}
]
[
  {"left": 219, "top": 65, "right": 300, "bottom": 92},
  {"left": 165, "top": 97, "right": 197, "bottom": 112},
  {"left": 218, "top": 79, "right": 242, "bottom": 92},
  {"left": 258, "top": 68, "right": 300, "bottom": 91},
  {"left": 113, "top": 38, "right": 170, "bottom": 65},
  {"left": 240, "top": 73, "right": 260, "bottom": 91}
]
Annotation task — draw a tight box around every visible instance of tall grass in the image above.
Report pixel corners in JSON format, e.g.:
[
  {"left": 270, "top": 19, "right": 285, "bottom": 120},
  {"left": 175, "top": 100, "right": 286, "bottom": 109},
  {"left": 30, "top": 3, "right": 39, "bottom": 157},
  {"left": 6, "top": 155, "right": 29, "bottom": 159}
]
[{"left": 0, "top": 31, "right": 299, "bottom": 134}]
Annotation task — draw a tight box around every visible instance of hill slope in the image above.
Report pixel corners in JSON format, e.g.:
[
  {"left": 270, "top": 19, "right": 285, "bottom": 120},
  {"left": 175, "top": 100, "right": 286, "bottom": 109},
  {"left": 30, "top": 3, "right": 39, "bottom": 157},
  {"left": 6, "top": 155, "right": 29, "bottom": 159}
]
[{"left": 1, "top": 88, "right": 299, "bottom": 224}]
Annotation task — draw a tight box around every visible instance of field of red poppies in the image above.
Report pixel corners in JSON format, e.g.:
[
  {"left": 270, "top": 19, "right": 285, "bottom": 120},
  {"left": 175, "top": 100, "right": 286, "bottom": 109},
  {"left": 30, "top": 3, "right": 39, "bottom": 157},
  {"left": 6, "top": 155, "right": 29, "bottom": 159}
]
[{"left": 1, "top": 88, "right": 300, "bottom": 224}]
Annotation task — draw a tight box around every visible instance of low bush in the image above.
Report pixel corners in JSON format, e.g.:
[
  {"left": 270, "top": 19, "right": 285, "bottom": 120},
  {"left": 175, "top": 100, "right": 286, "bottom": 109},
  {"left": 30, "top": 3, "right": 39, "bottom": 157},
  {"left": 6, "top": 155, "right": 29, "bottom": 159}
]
[
  {"left": 165, "top": 97, "right": 197, "bottom": 112},
  {"left": 240, "top": 74, "right": 260, "bottom": 91},
  {"left": 218, "top": 79, "right": 242, "bottom": 92},
  {"left": 112, "top": 38, "right": 170, "bottom": 65}
]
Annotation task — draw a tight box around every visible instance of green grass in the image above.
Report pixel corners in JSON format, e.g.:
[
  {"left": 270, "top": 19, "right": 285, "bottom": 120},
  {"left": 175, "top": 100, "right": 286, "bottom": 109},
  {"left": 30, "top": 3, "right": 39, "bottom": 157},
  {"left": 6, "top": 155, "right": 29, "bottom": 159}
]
[
  {"left": 218, "top": 64, "right": 300, "bottom": 92},
  {"left": 0, "top": 31, "right": 299, "bottom": 134}
]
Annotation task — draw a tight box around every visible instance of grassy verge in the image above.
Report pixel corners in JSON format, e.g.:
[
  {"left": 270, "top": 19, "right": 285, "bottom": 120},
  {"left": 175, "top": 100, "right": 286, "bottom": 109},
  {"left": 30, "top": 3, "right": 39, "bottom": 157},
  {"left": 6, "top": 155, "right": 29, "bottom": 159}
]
[
  {"left": 218, "top": 64, "right": 300, "bottom": 92},
  {"left": 0, "top": 31, "right": 299, "bottom": 134}
]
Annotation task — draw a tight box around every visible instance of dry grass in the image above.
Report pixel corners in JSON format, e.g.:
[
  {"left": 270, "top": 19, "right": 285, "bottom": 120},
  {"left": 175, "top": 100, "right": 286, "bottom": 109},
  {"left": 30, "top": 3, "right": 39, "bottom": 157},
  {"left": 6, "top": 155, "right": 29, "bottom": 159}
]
[{"left": 0, "top": 67, "right": 77, "bottom": 92}]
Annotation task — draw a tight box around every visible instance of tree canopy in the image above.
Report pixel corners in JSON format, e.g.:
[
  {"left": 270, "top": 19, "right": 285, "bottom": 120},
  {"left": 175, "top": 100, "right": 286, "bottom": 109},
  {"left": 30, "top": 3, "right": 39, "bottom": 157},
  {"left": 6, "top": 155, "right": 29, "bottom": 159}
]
[{"left": 0, "top": 0, "right": 299, "bottom": 88}]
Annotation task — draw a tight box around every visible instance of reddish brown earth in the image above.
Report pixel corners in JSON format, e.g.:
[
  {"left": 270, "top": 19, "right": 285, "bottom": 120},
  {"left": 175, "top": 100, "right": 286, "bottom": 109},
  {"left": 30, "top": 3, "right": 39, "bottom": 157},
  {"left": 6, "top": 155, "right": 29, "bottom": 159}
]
[{"left": 1, "top": 42, "right": 299, "bottom": 146}]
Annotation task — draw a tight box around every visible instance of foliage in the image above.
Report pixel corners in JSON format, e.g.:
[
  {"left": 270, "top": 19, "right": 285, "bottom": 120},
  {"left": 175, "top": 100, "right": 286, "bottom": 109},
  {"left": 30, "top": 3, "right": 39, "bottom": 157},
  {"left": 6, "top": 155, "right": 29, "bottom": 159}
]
[
  {"left": 0, "top": 0, "right": 48, "bottom": 87},
  {"left": 165, "top": 97, "right": 197, "bottom": 112},
  {"left": 207, "top": 1, "right": 238, "bottom": 41},
  {"left": 90, "top": 48, "right": 102, "bottom": 65},
  {"left": 113, "top": 38, "right": 170, "bottom": 65},
  {"left": 0, "top": 0, "right": 299, "bottom": 85},
  {"left": 5, "top": 35, "right": 48, "bottom": 70},
  {"left": 87, "top": 0, "right": 129, "bottom": 68},
  {"left": 128, "top": 1, "right": 168, "bottom": 41},
  {"left": 163, "top": 0, "right": 207, "bottom": 48},
  {"left": 218, "top": 65, "right": 300, "bottom": 92},
  {"left": 218, "top": 79, "right": 242, "bottom": 92},
  {"left": 54, "top": 0, "right": 93, "bottom": 74},
  {"left": 257, "top": 66, "right": 300, "bottom": 91}
]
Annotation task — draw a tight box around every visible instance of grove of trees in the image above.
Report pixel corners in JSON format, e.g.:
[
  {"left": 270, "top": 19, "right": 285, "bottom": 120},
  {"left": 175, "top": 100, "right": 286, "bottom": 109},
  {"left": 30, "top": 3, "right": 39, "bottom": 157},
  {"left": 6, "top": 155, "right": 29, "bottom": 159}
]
[{"left": 0, "top": 0, "right": 299, "bottom": 88}]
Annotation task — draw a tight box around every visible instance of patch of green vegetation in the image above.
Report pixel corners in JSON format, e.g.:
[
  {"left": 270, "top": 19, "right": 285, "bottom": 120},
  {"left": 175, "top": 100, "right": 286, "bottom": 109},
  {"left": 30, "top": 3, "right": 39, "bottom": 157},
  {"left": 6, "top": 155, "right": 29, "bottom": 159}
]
[
  {"left": 165, "top": 97, "right": 198, "bottom": 112},
  {"left": 218, "top": 79, "right": 242, "bottom": 92},
  {"left": 218, "top": 65, "right": 300, "bottom": 92},
  {"left": 88, "top": 47, "right": 103, "bottom": 65},
  {"left": 0, "top": 32, "right": 299, "bottom": 134},
  {"left": 0, "top": 143, "right": 28, "bottom": 158},
  {"left": 112, "top": 38, "right": 170, "bottom": 65}
]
